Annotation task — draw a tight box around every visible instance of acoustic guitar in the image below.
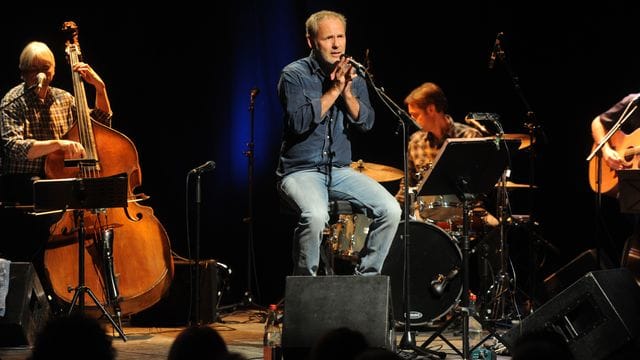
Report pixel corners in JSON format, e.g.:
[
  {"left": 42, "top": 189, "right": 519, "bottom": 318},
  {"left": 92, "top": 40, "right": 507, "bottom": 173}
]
[{"left": 588, "top": 128, "right": 640, "bottom": 196}]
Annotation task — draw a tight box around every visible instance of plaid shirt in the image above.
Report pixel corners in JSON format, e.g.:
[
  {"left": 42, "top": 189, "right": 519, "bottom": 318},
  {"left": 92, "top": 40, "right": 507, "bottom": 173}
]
[
  {"left": 1, "top": 83, "right": 111, "bottom": 175},
  {"left": 396, "top": 115, "right": 482, "bottom": 202}
]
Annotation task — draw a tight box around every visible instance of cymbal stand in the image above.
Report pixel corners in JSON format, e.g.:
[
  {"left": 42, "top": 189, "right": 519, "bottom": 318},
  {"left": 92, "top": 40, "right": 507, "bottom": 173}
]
[
  {"left": 67, "top": 209, "right": 127, "bottom": 341},
  {"left": 483, "top": 170, "right": 517, "bottom": 322}
]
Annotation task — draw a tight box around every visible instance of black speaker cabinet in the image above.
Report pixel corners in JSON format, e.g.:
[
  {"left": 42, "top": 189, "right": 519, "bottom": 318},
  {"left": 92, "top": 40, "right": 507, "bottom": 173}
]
[
  {"left": 543, "top": 248, "right": 613, "bottom": 301},
  {"left": 129, "top": 259, "right": 218, "bottom": 326},
  {"left": 502, "top": 268, "right": 640, "bottom": 360},
  {"left": 282, "top": 275, "right": 392, "bottom": 357},
  {"left": 0, "top": 262, "right": 51, "bottom": 347}
]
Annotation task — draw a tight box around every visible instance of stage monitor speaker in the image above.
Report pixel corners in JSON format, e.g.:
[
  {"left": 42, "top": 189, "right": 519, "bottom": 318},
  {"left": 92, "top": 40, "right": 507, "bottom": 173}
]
[
  {"left": 129, "top": 259, "right": 218, "bottom": 326},
  {"left": 0, "top": 262, "right": 51, "bottom": 347},
  {"left": 502, "top": 268, "right": 640, "bottom": 360},
  {"left": 543, "top": 248, "right": 613, "bottom": 302},
  {"left": 282, "top": 275, "right": 392, "bottom": 358}
]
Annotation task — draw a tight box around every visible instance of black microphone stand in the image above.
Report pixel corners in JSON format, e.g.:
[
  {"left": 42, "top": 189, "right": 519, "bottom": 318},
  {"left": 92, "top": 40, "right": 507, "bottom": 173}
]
[
  {"left": 361, "top": 67, "right": 443, "bottom": 359},
  {"left": 187, "top": 161, "right": 215, "bottom": 325},
  {"left": 492, "top": 33, "right": 547, "bottom": 312},
  {"left": 218, "top": 87, "right": 266, "bottom": 314},
  {"left": 194, "top": 172, "right": 203, "bottom": 324},
  {"left": 240, "top": 87, "right": 263, "bottom": 308}
]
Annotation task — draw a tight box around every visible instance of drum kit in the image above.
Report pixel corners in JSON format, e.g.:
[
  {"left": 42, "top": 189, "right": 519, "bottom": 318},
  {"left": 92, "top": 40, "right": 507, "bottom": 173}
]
[{"left": 324, "top": 134, "right": 537, "bottom": 326}]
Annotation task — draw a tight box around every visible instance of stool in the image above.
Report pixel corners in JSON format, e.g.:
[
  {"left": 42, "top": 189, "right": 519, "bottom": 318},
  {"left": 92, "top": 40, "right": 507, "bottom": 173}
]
[{"left": 279, "top": 197, "right": 367, "bottom": 275}]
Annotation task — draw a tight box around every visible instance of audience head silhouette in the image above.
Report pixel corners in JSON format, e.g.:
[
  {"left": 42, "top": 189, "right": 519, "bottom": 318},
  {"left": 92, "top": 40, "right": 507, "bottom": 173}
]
[
  {"left": 167, "top": 325, "right": 229, "bottom": 360},
  {"left": 28, "top": 313, "right": 115, "bottom": 360},
  {"left": 308, "top": 326, "right": 370, "bottom": 360}
]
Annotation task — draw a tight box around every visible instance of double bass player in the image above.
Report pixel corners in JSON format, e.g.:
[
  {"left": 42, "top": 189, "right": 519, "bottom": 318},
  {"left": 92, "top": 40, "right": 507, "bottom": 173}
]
[{"left": 0, "top": 40, "right": 112, "bottom": 309}]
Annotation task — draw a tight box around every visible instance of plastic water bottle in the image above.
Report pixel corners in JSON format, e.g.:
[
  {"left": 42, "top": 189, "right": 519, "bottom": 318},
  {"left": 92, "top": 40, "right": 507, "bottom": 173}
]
[
  {"left": 468, "top": 292, "right": 483, "bottom": 335},
  {"left": 263, "top": 304, "right": 282, "bottom": 360}
]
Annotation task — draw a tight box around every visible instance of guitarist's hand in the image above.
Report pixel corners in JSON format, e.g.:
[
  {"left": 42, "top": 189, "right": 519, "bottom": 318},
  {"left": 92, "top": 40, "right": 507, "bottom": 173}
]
[{"left": 603, "top": 146, "right": 631, "bottom": 170}]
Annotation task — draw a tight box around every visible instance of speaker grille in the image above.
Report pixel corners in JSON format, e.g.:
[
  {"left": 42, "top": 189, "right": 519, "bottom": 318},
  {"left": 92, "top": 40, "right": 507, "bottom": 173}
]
[
  {"left": 0, "top": 262, "right": 51, "bottom": 347},
  {"left": 282, "top": 275, "right": 392, "bottom": 350},
  {"left": 503, "top": 268, "right": 640, "bottom": 360}
]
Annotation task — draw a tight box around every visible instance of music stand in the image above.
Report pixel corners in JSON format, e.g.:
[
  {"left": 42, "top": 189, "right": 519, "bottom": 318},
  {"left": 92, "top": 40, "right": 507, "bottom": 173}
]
[
  {"left": 33, "top": 173, "right": 128, "bottom": 341},
  {"left": 415, "top": 138, "right": 509, "bottom": 358}
]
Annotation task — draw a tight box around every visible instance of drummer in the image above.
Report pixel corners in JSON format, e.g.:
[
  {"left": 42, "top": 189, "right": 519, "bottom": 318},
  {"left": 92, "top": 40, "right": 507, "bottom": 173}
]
[{"left": 395, "top": 82, "right": 498, "bottom": 232}]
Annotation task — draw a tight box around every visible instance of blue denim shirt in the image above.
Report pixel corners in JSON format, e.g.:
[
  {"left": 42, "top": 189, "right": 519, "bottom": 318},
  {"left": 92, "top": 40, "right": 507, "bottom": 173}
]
[{"left": 276, "top": 53, "right": 375, "bottom": 178}]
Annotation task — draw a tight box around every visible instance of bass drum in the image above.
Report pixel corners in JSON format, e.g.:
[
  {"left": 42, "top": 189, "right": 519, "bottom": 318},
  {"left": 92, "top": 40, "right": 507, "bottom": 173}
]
[{"left": 382, "top": 221, "right": 462, "bottom": 326}]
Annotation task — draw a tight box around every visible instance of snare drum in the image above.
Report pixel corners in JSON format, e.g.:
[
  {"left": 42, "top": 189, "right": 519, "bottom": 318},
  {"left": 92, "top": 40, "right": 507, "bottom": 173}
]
[{"left": 416, "top": 194, "right": 462, "bottom": 222}]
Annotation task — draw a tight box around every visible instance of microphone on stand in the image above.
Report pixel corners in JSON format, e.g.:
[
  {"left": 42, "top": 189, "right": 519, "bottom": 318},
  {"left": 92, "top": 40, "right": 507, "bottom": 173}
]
[
  {"left": 249, "top": 87, "right": 260, "bottom": 110},
  {"left": 35, "top": 72, "right": 46, "bottom": 92},
  {"left": 488, "top": 32, "right": 504, "bottom": 69},
  {"left": 341, "top": 54, "right": 367, "bottom": 77},
  {"left": 250, "top": 86, "right": 260, "bottom": 99},
  {"left": 190, "top": 160, "right": 216, "bottom": 174},
  {"left": 430, "top": 267, "right": 460, "bottom": 296}
]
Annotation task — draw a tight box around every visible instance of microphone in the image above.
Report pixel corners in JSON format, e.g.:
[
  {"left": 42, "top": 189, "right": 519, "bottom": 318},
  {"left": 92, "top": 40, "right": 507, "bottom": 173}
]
[
  {"left": 341, "top": 54, "right": 367, "bottom": 77},
  {"left": 35, "top": 72, "right": 46, "bottom": 92},
  {"left": 348, "top": 58, "right": 367, "bottom": 77},
  {"left": 464, "top": 114, "right": 490, "bottom": 134},
  {"left": 430, "top": 267, "right": 459, "bottom": 296},
  {"left": 190, "top": 160, "right": 216, "bottom": 174},
  {"left": 250, "top": 86, "right": 260, "bottom": 98},
  {"left": 488, "top": 32, "right": 504, "bottom": 69}
]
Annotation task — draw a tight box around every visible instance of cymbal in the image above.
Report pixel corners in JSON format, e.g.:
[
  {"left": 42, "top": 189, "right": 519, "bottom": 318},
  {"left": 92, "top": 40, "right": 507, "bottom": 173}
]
[
  {"left": 351, "top": 160, "right": 403, "bottom": 182},
  {"left": 501, "top": 133, "right": 534, "bottom": 150},
  {"left": 495, "top": 180, "right": 537, "bottom": 189}
]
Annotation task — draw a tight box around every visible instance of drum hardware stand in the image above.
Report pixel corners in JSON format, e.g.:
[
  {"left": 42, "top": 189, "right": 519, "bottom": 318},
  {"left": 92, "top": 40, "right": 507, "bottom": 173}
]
[
  {"left": 476, "top": 166, "right": 529, "bottom": 326},
  {"left": 32, "top": 173, "right": 129, "bottom": 341}
]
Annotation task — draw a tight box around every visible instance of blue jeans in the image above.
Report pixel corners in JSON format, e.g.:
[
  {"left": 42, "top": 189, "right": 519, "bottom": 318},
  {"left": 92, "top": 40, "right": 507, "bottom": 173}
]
[{"left": 279, "top": 167, "right": 402, "bottom": 275}]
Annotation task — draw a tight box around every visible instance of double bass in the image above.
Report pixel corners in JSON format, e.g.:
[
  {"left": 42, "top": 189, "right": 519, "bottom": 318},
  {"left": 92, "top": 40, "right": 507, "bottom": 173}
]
[{"left": 44, "top": 21, "right": 174, "bottom": 317}]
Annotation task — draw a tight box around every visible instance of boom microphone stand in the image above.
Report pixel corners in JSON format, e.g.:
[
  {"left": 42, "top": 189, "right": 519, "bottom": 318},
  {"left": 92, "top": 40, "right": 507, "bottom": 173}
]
[{"left": 354, "top": 59, "right": 443, "bottom": 358}]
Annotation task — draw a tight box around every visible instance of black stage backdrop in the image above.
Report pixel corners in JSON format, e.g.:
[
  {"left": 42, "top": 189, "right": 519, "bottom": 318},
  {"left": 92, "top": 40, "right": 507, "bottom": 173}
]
[{"left": 0, "top": 1, "right": 636, "bottom": 308}]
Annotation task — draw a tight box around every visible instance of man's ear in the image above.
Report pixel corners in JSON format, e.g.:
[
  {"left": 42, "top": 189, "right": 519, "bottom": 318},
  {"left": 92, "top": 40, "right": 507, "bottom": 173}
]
[{"left": 306, "top": 36, "right": 313, "bottom": 49}]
